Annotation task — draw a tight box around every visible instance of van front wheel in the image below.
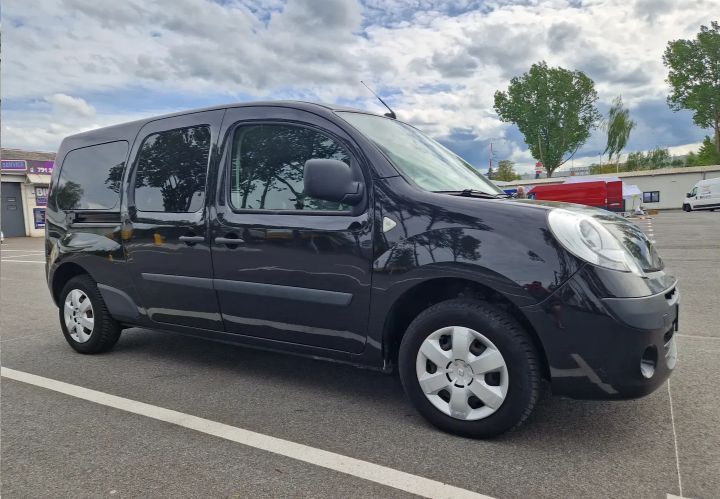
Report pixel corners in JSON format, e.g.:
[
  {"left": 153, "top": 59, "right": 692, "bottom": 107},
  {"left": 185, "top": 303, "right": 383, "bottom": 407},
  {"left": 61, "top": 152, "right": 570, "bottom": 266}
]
[
  {"left": 59, "top": 275, "right": 121, "bottom": 354},
  {"left": 399, "top": 298, "right": 540, "bottom": 438},
  {"left": 683, "top": 204, "right": 692, "bottom": 212}
]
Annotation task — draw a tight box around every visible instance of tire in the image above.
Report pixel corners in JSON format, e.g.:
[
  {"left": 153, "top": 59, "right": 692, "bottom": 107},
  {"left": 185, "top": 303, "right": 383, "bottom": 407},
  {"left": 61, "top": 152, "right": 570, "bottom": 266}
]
[
  {"left": 59, "top": 275, "right": 122, "bottom": 354},
  {"left": 399, "top": 298, "right": 540, "bottom": 438},
  {"left": 683, "top": 204, "right": 692, "bottom": 212}
]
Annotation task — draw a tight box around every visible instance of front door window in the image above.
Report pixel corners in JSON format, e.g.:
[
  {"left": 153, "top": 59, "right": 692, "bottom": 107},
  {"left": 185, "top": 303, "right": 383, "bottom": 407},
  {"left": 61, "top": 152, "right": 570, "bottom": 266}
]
[{"left": 228, "top": 124, "right": 351, "bottom": 212}]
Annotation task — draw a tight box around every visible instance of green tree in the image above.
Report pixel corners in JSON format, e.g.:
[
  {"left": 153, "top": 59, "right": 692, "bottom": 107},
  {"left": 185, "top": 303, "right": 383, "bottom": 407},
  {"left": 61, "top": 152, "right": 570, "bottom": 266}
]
[
  {"left": 487, "top": 166, "right": 495, "bottom": 179},
  {"left": 495, "top": 159, "right": 520, "bottom": 181},
  {"left": 663, "top": 21, "right": 720, "bottom": 155},
  {"left": 494, "top": 61, "right": 601, "bottom": 177},
  {"left": 625, "top": 151, "right": 647, "bottom": 171},
  {"left": 603, "top": 96, "right": 635, "bottom": 167},
  {"left": 695, "top": 135, "right": 720, "bottom": 165},
  {"left": 670, "top": 157, "right": 685, "bottom": 167},
  {"left": 647, "top": 147, "right": 671, "bottom": 169}
]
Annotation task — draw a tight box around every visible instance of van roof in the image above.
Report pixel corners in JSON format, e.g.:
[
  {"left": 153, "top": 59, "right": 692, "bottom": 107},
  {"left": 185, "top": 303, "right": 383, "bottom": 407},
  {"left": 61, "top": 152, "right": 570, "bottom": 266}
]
[{"left": 62, "top": 100, "right": 375, "bottom": 143}]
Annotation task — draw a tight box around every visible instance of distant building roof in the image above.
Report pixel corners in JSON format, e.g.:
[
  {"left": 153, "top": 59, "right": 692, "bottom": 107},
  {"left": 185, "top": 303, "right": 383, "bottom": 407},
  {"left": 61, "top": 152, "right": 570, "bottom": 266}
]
[
  {"left": 1, "top": 148, "right": 56, "bottom": 161},
  {"left": 503, "top": 165, "right": 720, "bottom": 186}
]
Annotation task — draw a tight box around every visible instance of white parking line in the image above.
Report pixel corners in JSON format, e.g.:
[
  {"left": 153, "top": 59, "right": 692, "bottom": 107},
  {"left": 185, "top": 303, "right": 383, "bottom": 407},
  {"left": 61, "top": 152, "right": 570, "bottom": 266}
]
[
  {"left": 677, "top": 333, "right": 720, "bottom": 341},
  {"left": 0, "top": 253, "right": 43, "bottom": 259},
  {"left": 1, "top": 260, "right": 45, "bottom": 264},
  {"left": 0, "top": 367, "right": 493, "bottom": 499},
  {"left": 667, "top": 380, "right": 683, "bottom": 497}
]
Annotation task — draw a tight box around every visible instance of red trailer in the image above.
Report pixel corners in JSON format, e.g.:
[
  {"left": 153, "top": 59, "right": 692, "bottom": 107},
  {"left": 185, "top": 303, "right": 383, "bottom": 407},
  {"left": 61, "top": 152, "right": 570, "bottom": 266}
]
[{"left": 528, "top": 180, "right": 624, "bottom": 211}]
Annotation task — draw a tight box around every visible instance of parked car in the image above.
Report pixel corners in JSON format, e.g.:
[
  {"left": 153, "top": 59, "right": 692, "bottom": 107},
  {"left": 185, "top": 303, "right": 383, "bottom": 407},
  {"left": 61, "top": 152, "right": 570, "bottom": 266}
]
[
  {"left": 683, "top": 177, "right": 720, "bottom": 211},
  {"left": 45, "top": 102, "right": 678, "bottom": 437}
]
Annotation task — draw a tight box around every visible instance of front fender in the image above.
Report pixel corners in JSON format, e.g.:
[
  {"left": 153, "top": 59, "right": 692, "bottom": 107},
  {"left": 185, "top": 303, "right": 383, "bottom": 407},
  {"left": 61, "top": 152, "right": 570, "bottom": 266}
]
[
  {"left": 365, "top": 223, "right": 583, "bottom": 368},
  {"left": 373, "top": 226, "right": 578, "bottom": 307}
]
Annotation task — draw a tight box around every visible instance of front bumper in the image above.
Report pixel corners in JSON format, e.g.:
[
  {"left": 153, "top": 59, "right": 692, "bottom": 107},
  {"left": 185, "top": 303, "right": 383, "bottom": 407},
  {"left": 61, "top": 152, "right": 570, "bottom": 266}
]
[{"left": 522, "top": 266, "right": 678, "bottom": 399}]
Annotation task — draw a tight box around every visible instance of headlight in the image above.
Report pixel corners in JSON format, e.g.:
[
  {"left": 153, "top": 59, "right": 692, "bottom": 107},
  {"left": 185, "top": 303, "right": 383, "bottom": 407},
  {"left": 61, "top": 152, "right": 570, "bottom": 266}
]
[{"left": 548, "top": 209, "right": 643, "bottom": 275}]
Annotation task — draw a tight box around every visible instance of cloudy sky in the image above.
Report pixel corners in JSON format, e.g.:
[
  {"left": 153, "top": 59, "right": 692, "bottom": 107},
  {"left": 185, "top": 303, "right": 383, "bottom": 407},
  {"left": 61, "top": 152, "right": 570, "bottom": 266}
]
[{"left": 2, "top": 0, "right": 717, "bottom": 173}]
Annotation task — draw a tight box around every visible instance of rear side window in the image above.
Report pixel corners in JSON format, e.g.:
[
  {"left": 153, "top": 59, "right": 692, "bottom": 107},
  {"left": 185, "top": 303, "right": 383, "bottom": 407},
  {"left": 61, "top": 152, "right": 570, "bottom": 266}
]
[
  {"left": 55, "top": 141, "right": 128, "bottom": 210},
  {"left": 229, "top": 124, "right": 351, "bottom": 211},
  {"left": 133, "top": 125, "right": 211, "bottom": 213}
]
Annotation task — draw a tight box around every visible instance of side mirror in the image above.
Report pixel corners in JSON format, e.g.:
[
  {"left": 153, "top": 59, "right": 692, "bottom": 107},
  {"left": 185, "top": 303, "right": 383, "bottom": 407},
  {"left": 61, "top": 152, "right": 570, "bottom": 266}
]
[
  {"left": 304, "top": 159, "right": 363, "bottom": 205},
  {"left": 686, "top": 192, "right": 692, "bottom": 198}
]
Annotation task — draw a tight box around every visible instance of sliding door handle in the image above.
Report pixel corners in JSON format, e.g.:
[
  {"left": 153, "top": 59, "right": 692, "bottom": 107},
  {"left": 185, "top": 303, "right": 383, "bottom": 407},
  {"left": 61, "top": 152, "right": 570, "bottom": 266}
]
[{"left": 178, "top": 235, "right": 205, "bottom": 245}]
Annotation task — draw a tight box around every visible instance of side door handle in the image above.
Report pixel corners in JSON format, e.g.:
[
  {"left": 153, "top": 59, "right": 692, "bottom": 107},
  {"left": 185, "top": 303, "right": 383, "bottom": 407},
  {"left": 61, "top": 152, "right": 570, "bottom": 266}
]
[
  {"left": 214, "top": 235, "right": 244, "bottom": 246},
  {"left": 179, "top": 235, "right": 205, "bottom": 245}
]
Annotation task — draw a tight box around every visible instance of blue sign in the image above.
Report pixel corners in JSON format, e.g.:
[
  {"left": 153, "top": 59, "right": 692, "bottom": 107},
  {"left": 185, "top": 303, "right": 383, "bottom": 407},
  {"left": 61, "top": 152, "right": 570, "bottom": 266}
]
[
  {"left": 1, "top": 160, "right": 27, "bottom": 171},
  {"left": 33, "top": 208, "right": 46, "bottom": 229}
]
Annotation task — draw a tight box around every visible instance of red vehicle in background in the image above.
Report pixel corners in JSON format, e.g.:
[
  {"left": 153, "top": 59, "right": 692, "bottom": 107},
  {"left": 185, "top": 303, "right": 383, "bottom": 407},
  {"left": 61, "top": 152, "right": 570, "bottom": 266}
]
[{"left": 528, "top": 180, "right": 624, "bottom": 211}]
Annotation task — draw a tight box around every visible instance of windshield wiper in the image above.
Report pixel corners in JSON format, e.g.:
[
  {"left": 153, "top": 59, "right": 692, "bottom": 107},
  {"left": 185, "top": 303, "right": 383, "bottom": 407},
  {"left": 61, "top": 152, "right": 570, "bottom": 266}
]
[{"left": 433, "top": 189, "right": 509, "bottom": 199}]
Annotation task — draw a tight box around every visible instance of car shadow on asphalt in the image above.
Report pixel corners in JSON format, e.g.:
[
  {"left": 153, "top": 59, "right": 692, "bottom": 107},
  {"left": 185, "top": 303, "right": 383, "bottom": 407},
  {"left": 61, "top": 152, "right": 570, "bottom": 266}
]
[{"left": 113, "top": 327, "right": 670, "bottom": 447}]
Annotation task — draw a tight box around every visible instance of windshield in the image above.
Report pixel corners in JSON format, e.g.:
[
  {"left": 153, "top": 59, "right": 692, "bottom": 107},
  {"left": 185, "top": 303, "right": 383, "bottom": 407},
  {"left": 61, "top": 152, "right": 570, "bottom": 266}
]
[{"left": 338, "top": 112, "right": 503, "bottom": 195}]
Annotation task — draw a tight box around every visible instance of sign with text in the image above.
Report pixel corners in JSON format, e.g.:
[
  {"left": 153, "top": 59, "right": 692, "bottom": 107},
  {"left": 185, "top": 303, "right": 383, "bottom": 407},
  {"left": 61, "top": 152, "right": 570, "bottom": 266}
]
[
  {"left": 33, "top": 208, "right": 46, "bottom": 229},
  {"left": 35, "top": 186, "right": 49, "bottom": 206},
  {"left": 1, "top": 159, "right": 27, "bottom": 172},
  {"left": 28, "top": 160, "right": 55, "bottom": 175}
]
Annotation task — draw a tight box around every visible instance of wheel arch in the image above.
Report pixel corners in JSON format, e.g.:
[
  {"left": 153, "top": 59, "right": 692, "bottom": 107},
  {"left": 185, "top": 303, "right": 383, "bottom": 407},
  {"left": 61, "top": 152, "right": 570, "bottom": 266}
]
[
  {"left": 51, "top": 261, "right": 93, "bottom": 305},
  {"left": 381, "top": 277, "right": 550, "bottom": 379}
]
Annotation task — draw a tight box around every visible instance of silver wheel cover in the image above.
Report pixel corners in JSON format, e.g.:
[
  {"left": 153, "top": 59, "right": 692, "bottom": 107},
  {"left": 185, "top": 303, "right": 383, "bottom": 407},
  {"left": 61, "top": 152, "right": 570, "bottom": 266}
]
[
  {"left": 63, "top": 289, "right": 94, "bottom": 343},
  {"left": 416, "top": 326, "right": 509, "bottom": 421}
]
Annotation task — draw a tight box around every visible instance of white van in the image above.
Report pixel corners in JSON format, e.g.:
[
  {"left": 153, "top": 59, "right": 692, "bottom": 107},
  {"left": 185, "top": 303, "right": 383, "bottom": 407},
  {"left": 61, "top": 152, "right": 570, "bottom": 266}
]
[{"left": 683, "top": 177, "right": 720, "bottom": 211}]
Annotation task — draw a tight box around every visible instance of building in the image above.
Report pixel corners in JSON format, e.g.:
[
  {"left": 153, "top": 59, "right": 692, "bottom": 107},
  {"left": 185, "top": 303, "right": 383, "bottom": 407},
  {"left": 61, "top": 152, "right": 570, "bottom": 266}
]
[
  {"left": 1, "top": 148, "right": 56, "bottom": 237},
  {"left": 504, "top": 165, "right": 720, "bottom": 210}
]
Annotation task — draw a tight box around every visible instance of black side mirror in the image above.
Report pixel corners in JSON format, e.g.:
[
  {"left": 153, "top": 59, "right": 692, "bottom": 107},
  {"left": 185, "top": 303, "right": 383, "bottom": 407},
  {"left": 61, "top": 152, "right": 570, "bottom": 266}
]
[
  {"left": 304, "top": 159, "right": 363, "bottom": 205},
  {"left": 686, "top": 192, "right": 692, "bottom": 198}
]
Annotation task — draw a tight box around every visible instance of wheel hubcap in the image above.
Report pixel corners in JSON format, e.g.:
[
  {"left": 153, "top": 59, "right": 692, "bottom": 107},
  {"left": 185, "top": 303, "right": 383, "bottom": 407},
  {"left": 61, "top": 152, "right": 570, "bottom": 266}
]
[
  {"left": 63, "top": 289, "right": 94, "bottom": 343},
  {"left": 447, "top": 359, "right": 474, "bottom": 386},
  {"left": 416, "top": 326, "right": 509, "bottom": 421}
]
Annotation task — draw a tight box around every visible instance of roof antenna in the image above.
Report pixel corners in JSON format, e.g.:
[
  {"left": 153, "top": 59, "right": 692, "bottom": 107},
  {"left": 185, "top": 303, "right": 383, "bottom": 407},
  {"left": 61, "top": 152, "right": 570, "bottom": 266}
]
[{"left": 361, "top": 81, "right": 396, "bottom": 119}]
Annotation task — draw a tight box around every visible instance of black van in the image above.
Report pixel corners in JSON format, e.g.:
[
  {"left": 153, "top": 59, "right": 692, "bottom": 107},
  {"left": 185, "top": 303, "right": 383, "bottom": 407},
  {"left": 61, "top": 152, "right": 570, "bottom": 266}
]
[{"left": 46, "top": 102, "right": 678, "bottom": 437}]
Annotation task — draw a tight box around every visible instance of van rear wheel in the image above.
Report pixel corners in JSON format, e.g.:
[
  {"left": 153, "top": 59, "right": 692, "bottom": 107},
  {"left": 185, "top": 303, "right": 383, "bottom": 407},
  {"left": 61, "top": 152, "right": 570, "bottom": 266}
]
[
  {"left": 59, "top": 275, "right": 121, "bottom": 354},
  {"left": 398, "top": 298, "right": 540, "bottom": 438}
]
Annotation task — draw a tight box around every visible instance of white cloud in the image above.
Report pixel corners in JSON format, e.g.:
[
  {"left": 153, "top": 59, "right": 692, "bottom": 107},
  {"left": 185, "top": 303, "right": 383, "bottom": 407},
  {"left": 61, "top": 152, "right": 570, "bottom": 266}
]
[
  {"left": 45, "top": 93, "right": 96, "bottom": 117},
  {"left": 1, "top": 0, "right": 716, "bottom": 164}
]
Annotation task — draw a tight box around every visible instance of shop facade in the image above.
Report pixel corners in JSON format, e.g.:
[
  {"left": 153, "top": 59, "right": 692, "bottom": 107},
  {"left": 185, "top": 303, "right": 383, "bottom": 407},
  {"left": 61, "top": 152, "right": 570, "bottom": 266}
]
[{"left": 1, "top": 148, "right": 56, "bottom": 238}]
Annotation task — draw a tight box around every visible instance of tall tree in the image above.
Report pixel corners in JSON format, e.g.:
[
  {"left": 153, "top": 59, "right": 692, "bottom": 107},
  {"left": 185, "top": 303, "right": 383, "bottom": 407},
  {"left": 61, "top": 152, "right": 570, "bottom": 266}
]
[
  {"left": 625, "top": 151, "right": 647, "bottom": 171},
  {"left": 663, "top": 21, "right": 720, "bottom": 154},
  {"left": 495, "top": 159, "right": 519, "bottom": 181},
  {"left": 694, "top": 136, "right": 720, "bottom": 165},
  {"left": 494, "top": 61, "right": 601, "bottom": 177},
  {"left": 647, "top": 147, "right": 671, "bottom": 169},
  {"left": 603, "top": 96, "right": 635, "bottom": 168}
]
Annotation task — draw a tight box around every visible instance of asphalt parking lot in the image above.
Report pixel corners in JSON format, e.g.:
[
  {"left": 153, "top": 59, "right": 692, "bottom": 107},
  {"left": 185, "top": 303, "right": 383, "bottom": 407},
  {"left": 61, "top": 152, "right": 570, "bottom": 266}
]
[{"left": 1, "top": 210, "right": 718, "bottom": 498}]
